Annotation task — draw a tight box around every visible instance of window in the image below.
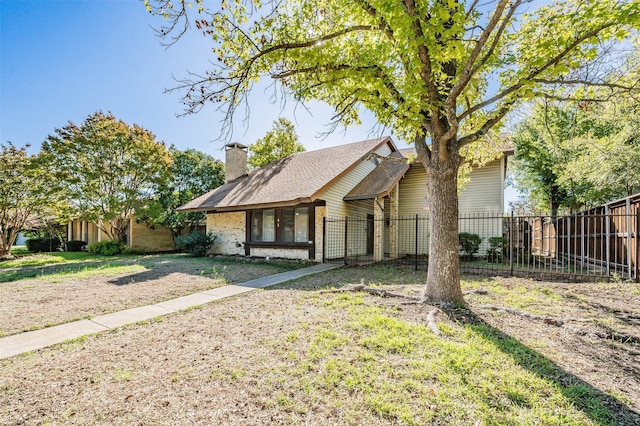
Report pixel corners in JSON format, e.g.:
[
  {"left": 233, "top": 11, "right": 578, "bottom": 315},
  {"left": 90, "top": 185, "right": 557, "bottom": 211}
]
[
  {"left": 282, "top": 207, "right": 308, "bottom": 243},
  {"left": 251, "top": 209, "right": 275, "bottom": 242},
  {"left": 249, "top": 206, "right": 311, "bottom": 244}
]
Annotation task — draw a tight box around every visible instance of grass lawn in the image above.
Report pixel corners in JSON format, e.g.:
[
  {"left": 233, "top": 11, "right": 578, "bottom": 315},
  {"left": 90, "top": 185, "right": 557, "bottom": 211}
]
[
  {"left": 1, "top": 264, "right": 638, "bottom": 425},
  {"left": 0, "top": 252, "right": 305, "bottom": 336}
]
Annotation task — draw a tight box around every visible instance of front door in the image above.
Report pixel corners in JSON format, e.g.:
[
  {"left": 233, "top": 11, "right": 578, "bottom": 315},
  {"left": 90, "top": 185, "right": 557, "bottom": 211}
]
[{"left": 366, "top": 214, "right": 374, "bottom": 255}]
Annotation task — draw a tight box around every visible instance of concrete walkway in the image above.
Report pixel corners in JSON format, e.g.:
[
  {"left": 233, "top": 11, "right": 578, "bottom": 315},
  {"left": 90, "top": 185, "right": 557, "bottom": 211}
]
[{"left": 0, "top": 263, "right": 341, "bottom": 360}]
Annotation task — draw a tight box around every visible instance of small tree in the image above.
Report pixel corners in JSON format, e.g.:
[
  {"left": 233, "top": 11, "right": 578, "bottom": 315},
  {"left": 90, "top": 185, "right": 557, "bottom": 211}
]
[
  {"left": 41, "top": 112, "right": 172, "bottom": 243},
  {"left": 0, "top": 144, "right": 53, "bottom": 258},
  {"left": 513, "top": 95, "right": 640, "bottom": 213},
  {"left": 137, "top": 148, "right": 224, "bottom": 245},
  {"left": 248, "top": 118, "right": 305, "bottom": 169},
  {"left": 559, "top": 98, "right": 640, "bottom": 205},
  {"left": 511, "top": 101, "right": 586, "bottom": 216}
]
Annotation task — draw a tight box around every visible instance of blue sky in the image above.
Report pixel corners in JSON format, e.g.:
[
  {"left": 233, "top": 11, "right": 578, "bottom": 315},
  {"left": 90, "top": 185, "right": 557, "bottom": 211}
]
[
  {"left": 1, "top": 0, "right": 517, "bottom": 206},
  {"left": 1, "top": 0, "right": 399, "bottom": 160}
]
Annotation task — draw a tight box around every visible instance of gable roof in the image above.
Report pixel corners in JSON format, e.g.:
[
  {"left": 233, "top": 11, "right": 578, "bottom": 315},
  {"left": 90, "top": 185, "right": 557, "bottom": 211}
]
[
  {"left": 344, "top": 151, "right": 410, "bottom": 201},
  {"left": 178, "top": 137, "right": 395, "bottom": 212}
]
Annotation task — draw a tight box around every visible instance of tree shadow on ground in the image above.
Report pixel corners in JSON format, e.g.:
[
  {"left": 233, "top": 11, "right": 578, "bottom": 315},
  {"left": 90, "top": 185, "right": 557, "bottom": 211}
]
[
  {"left": 107, "top": 267, "right": 177, "bottom": 286},
  {"left": 444, "top": 307, "right": 640, "bottom": 426},
  {"left": 0, "top": 258, "right": 145, "bottom": 283},
  {"left": 106, "top": 256, "right": 304, "bottom": 286},
  {"left": 0, "top": 254, "right": 212, "bottom": 284}
]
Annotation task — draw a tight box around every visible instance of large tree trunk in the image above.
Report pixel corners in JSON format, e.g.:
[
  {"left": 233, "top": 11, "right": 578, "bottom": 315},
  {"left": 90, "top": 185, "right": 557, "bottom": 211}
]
[{"left": 420, "top": 147, "right": 465, "bottom": 305}]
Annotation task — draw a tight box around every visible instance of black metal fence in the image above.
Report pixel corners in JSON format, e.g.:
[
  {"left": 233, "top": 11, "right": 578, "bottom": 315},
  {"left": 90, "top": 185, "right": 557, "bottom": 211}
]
[{"left": 323, "top": 212, "right": 640, "bottom": 281}]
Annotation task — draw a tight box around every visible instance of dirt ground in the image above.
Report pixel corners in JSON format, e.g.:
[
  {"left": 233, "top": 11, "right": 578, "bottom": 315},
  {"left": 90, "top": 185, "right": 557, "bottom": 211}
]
[
  {"left": 1, "top": 266, "right": 639, "bottom": 425},
  {"left": 0, "top": 255, "right": 300, "bottom": 336}
]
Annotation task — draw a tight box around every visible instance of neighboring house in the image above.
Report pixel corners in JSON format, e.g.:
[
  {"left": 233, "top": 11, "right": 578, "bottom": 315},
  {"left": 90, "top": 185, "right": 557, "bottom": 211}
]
[
  {"left": 66, "top": 218, "right": 199, "bottom": 252},
  {"left": 178, "top": 137, "right": 511, "bottom": 262}
]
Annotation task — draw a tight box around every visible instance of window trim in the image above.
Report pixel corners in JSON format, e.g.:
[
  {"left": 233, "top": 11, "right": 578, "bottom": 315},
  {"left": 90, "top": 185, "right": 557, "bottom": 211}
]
[{"left": 245, "top": 203, "right": 318, "bottom": 258}]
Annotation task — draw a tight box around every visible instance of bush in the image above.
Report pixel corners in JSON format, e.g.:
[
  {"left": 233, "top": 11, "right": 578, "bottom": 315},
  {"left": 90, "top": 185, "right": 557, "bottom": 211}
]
[
  {"left": 87, "top": 240, "right": 124, "bottom": 256},
  {"left": 175, "top": 231, "right": 217, "bottom": 257},
  {"left": 486, "top": 237, "right": 507, "bottom": 263},
  {"left": 26, "top": 237, "right": 62, "bottom": 253},
  {"left": 65, "top": 240, "right": 87, "bottom": 252},
  {"left": 459, "top": 232, "right": 482, "bottom": 260}
]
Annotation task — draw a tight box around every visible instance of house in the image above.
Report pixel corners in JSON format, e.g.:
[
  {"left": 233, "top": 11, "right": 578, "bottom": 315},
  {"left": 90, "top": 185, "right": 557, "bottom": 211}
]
[
  {"left": 178, "top": 137, "right": 510, "bottom": 262},
  {"left": 66, "top": 218, "right": 200, "bottom": 252}
]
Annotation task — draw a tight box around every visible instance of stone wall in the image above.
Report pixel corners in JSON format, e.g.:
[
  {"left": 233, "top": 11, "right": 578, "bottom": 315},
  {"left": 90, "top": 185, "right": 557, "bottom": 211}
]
[
  {"left": 250, "top": 247, "right": 310, "bottom": 260},
  {"left": 206, "top": 211, "right": 246, "bottom": 255},
  {"left": 314, "top": 205, "right": 326, "bottom": 262}
]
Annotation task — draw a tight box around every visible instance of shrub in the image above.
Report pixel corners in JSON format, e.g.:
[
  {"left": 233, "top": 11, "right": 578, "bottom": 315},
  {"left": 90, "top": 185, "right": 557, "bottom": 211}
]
[
  {"left": 487, "top": 237, "right": 507, "bottom": 263},
  {"left": 175, "top": 231, "right": 217, "bottom": 257},
  {"left": 65, "top": 240, "right": 87, "bottom": 252},
  {"left": 26, "top": 237, "right": 62, "bottom": 253},
  {"left": 87, "top": 240, "right": 124, "bottom": 256},
  {"left": 458, "top": 232, "right": 482, "bottom": 260}
]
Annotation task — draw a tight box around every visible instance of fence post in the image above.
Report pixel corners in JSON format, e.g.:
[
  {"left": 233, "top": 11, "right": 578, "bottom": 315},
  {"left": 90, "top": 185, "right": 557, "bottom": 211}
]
[
  {"left": 322, "top": 217, "right": 326, "bottom": 264},
  {"left": 636, "top": 209, "right": 640, "bottom": 283},
  {"left": 580, "top": 214, "right": 585, "bottom": 276},
  {"left": 627, "top": 198, "right": 632, "bottom": 279},
  {"left": 415, "top": 214, "right": 419, "bottom": 271},
  {"left": 344, "top": 217, "right": 348, "bottom": 267},
  {"left": 567, "top": 216, "right": 571, "bottom": 272},
  {"left": 605, "top": 205, "right": 611, "bottom": 277},
  {"left": 509, "top": 211, "right": 514, "bottom": 276}
]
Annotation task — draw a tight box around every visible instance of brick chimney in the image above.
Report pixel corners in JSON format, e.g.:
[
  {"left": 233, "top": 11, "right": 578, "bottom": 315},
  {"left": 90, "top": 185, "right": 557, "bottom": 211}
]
[{"left": 225, "top": 142, "right": 248, "bottom": 183}]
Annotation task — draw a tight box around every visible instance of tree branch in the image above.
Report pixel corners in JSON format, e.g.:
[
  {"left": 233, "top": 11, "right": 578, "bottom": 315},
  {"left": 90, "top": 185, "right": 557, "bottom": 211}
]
[
  {"left": 459, "top": 18, "right": 635, "bottom": 122},
  {"left": 447, "top": 0, "right": 513, "bottom": 104}
]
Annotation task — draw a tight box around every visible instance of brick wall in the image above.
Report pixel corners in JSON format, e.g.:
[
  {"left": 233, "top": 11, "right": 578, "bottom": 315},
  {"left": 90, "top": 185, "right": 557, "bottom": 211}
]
[
  {"left": 129, "top": 220, "right": 176, "bottom": 252},
  {"left": 206, "top": 211, "right": 246, "bottom": 255}
]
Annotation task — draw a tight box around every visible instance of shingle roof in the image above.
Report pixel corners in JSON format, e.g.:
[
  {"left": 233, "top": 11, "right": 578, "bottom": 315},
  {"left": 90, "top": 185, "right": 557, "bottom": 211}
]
[
  {"left": 178, "top": 137, "right": 394, "bottom": 212},
  {"left": 344, "top": 151, "right": 410, "bottom": 201}
]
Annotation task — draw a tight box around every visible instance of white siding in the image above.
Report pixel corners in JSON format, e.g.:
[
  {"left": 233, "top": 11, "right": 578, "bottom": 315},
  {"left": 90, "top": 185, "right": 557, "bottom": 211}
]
[
  {"left": 459, "top": 159, "right": 503, "bottom": 214},
  {"left": 459, "top": 159, "right": 505, "bottom": 254},
  {"left": 398, "top": 164, "right": 428, "bottom": 217},
  {"left": 320, "top": 143, "right": 392, "bottom": 218},
  {"left": 398, "top": 159, "right": 504, "bottom": 216},
  {"left": 396, "top": 158, "right": 505, "bottom": 255}
]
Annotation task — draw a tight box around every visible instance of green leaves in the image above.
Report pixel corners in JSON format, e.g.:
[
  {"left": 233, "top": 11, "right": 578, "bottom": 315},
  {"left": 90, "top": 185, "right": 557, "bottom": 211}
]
[
  {"left": 0, "top": 144, "right": 56, "bottom": 256},
  {"left": 41, "top": 112, "right": 172, "bottom": 242},
  {"left": 512, "top": 93, "right": 640, "bottom": 213},
  {"left": 248, "top": 117, "right": 305, "bottom": 168},
  {"left": 148, "top": 0, "right": 638, "bottom": 154},
  {"left": 136, "top": 148, "right": 224, "bottom": 242}
]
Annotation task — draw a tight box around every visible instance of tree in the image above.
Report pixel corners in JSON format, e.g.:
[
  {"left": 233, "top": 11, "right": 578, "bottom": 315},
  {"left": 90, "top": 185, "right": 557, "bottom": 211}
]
[
  {"left": 248, "top": 117, "right": 305, "bottom": 168},
  {"left": 513, "top": 96, "right": 640, "bottom": 213},
  {"left": 559, "top": 99, "right": 640, "bottom": 205},
  {"left": 0, "top": 144, "right": 53, "bottom": 258},
  {"left": 41, "top": 112, "right": 172, "bottom": 243},
  {"left": 137, "top": 148, "right": 225, "bottom": 244},
  {"left": 511, "top": 101, "right": 587, "bottom": 216},
  {"left": 146, "top": 0, "right": 640, "bottom": 304}
]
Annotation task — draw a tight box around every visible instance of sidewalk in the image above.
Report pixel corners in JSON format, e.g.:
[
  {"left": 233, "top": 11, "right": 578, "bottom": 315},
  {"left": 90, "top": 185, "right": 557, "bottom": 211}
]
[{"left": 0, "top": 263, "right": 341, "bottom": 360}]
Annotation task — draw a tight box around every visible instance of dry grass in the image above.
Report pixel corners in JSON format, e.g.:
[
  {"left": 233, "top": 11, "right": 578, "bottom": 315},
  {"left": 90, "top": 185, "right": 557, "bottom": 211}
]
[
  {"left": 0, "top": 253, "right": 303, "bottom": 336},
  {"left": 1, "top": 264, "right": 639, "bottom": 425}
]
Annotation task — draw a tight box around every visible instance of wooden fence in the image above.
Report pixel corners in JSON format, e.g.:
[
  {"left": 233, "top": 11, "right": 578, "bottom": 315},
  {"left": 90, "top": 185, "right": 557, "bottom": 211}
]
[{"left": 530, "top": 193, "right": 640, "bottom": 280}]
